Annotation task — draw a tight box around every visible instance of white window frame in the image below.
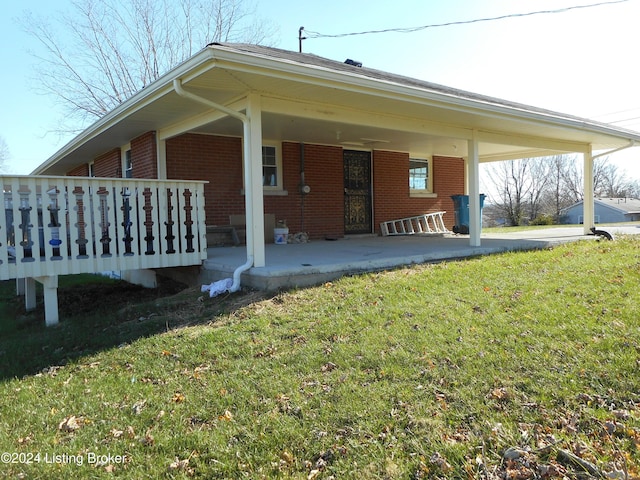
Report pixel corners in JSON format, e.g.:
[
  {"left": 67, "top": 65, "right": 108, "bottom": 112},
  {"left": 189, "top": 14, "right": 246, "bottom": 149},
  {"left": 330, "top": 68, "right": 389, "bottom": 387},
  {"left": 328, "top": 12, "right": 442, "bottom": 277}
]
[
  {"left": 121, "top": 144, "right": 132, "bottom": 178},
  {"left": 88, "top": 162, "right": 95, "bottom": 178},
  {"left": 241, "top": 142, "right": 287, "bottom": 195},
  {"left": 261, "top": 143, "right": 283, "bottom": 192},
  {"left": 409, "top": 156, "right": 436, "bottom": 197}
]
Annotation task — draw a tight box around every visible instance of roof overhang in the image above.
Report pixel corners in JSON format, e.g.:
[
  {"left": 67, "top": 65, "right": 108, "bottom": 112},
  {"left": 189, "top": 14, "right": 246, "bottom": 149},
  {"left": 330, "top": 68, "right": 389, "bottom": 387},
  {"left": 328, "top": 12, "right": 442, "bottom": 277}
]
[{"left": 33, "top": 43, "right": 640, "bottom": 175}]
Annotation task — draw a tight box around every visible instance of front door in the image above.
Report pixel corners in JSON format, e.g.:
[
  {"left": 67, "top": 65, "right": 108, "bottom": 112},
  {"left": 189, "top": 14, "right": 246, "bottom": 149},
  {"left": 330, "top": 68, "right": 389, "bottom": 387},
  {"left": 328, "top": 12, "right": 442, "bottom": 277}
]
[{"left": 343, "top": 150, "right": 372, "bottom": 234}]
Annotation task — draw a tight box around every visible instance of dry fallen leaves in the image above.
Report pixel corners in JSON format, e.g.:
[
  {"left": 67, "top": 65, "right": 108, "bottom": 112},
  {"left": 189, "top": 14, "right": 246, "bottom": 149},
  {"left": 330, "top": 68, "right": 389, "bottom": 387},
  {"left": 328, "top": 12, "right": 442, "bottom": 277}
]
[
  {"left": 321, "top": 362, "right": 338, "bottom": 373},
  {"left": 490, "top": 387, "right": 512, "bottom": 401},
  {"left": 168, "top": 456, "right": 194, "bottom": 476},
  {"left": 172, "top": 392, "right": 186, "bottom": 403},
  {"left": 429, "top": 451, "right": 453, "bottom": 472},
  {"left": 218, "top": 410, "right": 233, "bottom": 422},
  {"left": 58, "top": 415, "right": 84, "bottom": 433}
]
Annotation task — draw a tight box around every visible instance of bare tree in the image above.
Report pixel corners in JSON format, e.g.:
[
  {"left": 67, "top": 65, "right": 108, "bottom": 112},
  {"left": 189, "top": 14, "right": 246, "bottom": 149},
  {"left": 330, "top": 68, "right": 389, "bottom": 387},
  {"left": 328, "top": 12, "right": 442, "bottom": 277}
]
[
  {"left": 627, "top": 179, "right": 640, "bottom": 198},
  {"left": 484, "top": 154, "right": 638, "bottom": 226},
  {"left": 525, "top": 157, "right": 552, "bottom": 221},
  {"left": 593, "top": 157, "right": 635, "bottom": 197},
  {"left": 485, "top": 158, "right": 550, "bottom": 225},
  {"left": 23, "top": 0, "right": 276, "bottom": 129},
  {"left": 559, "top": 155, "right": 584, "bottom": 204}
]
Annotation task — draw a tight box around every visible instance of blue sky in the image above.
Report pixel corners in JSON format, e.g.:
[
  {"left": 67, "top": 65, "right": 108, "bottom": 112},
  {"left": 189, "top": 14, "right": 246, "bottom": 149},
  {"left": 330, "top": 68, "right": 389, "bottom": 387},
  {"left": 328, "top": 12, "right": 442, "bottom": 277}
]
[{"left": 2, "top": 0, "right": 639, "bottom": 176}]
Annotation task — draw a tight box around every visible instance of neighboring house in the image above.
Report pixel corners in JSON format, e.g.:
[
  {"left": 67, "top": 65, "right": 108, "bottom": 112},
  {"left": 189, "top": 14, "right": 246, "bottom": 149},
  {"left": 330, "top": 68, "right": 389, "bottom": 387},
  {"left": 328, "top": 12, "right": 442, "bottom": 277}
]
[
  {"left": 561, "top": 197, "right": 640, "bottom": 224},
  {"left": 4, "top": 43, "right": 640, "bottom": 324}
]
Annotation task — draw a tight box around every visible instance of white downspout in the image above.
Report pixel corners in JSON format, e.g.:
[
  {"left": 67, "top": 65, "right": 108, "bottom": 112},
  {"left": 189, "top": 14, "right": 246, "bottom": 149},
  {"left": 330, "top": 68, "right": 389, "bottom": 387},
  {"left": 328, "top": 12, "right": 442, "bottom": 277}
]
[
  {"left": 173, "top": 78, "right": 254, "bottom": 292},
  {"left": 230, "top": 255, "right": 254, "bottom": 291}
]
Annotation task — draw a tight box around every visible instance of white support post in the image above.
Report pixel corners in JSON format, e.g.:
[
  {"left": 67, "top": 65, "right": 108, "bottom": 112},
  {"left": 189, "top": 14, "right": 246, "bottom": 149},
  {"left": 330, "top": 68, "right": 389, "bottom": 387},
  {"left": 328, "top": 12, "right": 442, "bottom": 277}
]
[
  {"left": 25, "top": 277, "right": 36, "bottom": 311},
  {"left": 583, "top": 147, "right": 594, "bottom": 234},
  {"left": 157, "top": 137, "right": 167, "bottom": 180},
  {"left": 467, "top": 133, "right": 481, "bottom": 247},
  {"left": 463, "top": 156, "right": 470, "bottom": 195},
  {"left": 35, "top": 275, "right": 59, "bottom": 326},
  {"left": 244, "top": 93, "right": 266, "bottom": 267},
  {"left": 16, "top": 278, "right": 25, "bottom": 295}
]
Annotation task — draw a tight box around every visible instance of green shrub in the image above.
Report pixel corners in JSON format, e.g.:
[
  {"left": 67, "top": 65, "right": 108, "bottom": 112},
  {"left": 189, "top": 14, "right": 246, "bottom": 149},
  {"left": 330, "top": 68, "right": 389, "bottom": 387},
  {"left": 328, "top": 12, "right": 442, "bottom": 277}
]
[{"left": 529, "top": 213, "right": 555, "bottom": 225}]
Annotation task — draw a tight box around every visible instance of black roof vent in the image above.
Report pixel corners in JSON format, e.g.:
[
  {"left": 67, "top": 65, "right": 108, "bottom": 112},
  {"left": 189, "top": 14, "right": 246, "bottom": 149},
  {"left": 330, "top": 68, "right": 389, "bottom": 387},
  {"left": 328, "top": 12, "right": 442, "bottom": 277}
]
[{"left": 344, "top": 59, "right": 362, "bottom": 67}]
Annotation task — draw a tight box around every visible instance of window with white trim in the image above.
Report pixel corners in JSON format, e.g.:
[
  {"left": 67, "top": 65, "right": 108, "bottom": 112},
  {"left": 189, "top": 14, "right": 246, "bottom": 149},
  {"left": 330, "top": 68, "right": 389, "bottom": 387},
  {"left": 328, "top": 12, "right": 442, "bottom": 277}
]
[
  {"left": 88, "top": 162, "right": 95, "bottom": 177},
  {"left": 261, "top": 144, "right": 283, "bottom": 190},
  {"left": 124, "top": 149, "right": 133, "bottom": 178},
  {"left": 241, "top": 143, "right": 286, "bottom": 195},
  {"left": 409, "top": 157, "right": 432, "bottom": 193}
]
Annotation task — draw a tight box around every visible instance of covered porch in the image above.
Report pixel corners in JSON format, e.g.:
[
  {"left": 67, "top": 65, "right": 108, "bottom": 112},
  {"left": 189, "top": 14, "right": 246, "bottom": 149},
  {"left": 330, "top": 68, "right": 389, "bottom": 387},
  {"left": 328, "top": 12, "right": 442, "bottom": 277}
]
[{"left": 200, "top": 225, "right": 640, "bottom": 291}]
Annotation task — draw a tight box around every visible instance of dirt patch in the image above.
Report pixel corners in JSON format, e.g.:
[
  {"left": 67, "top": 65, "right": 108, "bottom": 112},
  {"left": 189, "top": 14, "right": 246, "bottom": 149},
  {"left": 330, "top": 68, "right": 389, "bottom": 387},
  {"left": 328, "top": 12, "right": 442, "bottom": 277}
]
[{"left": 57, "top": 277, "right": 187, "bottom": 317}]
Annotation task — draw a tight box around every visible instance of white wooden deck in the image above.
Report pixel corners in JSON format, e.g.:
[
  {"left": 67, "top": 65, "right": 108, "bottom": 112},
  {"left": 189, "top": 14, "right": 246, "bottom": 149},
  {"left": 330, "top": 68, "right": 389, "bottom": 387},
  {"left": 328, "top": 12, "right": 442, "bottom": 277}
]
[{"left": 0, "top": 175, "right": 208, "bottom": 325}]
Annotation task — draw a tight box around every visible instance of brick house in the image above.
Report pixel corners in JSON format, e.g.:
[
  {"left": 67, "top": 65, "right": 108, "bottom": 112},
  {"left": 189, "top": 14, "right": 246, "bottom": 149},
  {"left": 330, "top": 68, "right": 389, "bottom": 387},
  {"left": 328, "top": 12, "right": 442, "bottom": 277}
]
[{"left": 15, "top": 42, "right": 640, "bottom": 323}]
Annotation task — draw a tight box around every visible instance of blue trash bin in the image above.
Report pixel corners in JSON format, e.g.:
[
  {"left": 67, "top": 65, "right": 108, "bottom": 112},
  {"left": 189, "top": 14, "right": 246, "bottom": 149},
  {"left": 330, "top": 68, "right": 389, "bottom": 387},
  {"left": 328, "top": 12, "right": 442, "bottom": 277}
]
[{"left": 451, "top": 194, "right": 486, "bottom": 234}]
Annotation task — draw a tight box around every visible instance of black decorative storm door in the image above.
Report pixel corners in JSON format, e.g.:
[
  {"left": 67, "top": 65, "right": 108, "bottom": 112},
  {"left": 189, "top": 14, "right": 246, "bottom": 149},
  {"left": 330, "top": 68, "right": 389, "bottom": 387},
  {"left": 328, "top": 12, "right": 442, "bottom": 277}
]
[{"left": 343, "top": 150, "right": 372, "bottom": 234}]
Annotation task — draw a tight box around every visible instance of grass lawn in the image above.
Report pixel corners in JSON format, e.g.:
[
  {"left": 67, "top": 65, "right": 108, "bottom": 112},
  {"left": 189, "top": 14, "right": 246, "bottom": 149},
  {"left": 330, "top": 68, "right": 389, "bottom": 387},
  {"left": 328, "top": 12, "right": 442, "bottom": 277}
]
[{"left": 0, "top": 237, "right": 639, "bottom": 478}]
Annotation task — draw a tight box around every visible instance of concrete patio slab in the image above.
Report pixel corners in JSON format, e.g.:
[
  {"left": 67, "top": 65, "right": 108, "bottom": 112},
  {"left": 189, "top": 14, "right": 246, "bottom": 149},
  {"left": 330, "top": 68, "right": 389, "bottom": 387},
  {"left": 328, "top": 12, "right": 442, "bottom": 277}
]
[{"left": 200, "top": 225, "right": 640, "bottom": 291}]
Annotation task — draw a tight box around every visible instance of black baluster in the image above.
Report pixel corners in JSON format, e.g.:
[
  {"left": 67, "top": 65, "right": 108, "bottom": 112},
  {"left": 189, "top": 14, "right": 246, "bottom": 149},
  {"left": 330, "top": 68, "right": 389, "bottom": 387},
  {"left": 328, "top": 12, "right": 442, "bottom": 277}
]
[
  {"left": 143, "top": 188, "right": 155, "bottom": 255},
  {"left": 121, "top": 188, "right": 133, "bottom": 256},
  {"left": 46, "top": 187, "right": 62, "bottom": 259},
  {"left": 164, "top": 188, "right": 176, "bottom": 254},
  {"left": 18, "top": 190, "right": 34, "bottom": 262},
  {"left": 183, "top": 189, "right": 194, "bottom": 253}
]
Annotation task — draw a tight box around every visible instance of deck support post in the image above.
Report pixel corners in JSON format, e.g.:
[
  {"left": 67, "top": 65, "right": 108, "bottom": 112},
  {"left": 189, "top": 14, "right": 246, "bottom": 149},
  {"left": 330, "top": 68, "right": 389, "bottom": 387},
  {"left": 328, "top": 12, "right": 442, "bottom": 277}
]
[
  {"left": 24, "top": 277, "right": 37, "bottom": 311},
  {"left": 22, "top": 276, "right": 59, "bottom": 326},
  {"left": 35, "top": 275, "right": 59, "bottom": 326},
  {"left": 16, "top": 278, "right": 25, "bottom": 295}
]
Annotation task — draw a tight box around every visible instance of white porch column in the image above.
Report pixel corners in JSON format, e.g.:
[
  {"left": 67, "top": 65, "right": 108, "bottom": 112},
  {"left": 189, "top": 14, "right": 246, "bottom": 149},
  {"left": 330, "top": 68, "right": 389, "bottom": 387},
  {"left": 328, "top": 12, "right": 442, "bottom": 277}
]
[
  {"left": 583, "top": 147, "right": 594, "bottom": 234},
  {"left": 463, "top": 157, "right": 470, "bottom": 195},
  {"left": 244, "top": 93, "right": 266, "bottom": 267},
  {"left": 157, "top": 137, "right": 167, "bottom": 179},
  {"left": 467, "top": 134, "right": 481, "bottom": 247}
]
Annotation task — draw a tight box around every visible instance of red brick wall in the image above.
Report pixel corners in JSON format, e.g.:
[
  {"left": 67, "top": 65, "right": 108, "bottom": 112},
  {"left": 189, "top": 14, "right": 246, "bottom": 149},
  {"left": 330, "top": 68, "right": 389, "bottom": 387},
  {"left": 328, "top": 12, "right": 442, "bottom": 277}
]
[
  {"left": 269, "top": 143, "right": 344, "bottom": 239},
  {"left": 166, "top": 134, "right": 244, "bottom": 225},
  {"left": 163, "top": 134, "right": 464, "bottom": 237},
  {"left": 373, "top": 151, "right": 464, "bottom": 231},
  {"left": 60, "top": 129, "right": 465, "bottom": 238},
  {"left": 93, "top": 149, "right": 121, "bottom": 178},
  {"left": 67, "top": 164, "right": 89, "bottom": 177},
  {"left": 131, "top": 131, "right": 157, "bottom": 179}
]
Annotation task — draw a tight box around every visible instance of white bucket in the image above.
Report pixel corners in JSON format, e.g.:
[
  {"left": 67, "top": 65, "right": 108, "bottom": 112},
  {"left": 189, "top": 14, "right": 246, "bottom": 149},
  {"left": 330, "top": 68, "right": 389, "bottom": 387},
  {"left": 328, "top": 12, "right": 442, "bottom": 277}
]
[{"left": 274, "top": 227, "right": 289, "bottom": 244}]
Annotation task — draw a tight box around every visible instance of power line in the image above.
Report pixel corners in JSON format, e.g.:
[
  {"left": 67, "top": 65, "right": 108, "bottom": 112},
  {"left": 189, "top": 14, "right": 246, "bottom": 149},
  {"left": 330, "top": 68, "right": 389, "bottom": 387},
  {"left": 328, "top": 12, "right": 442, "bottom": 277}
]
[
  {"left": 593, "top": 106, "right": 640, "bottom": 120},
  {"left": 301, "top": 0, "right": 630, "bottom": 40},
  {"left": 610, "top": 116, "right": 640, "bottom": 126}
]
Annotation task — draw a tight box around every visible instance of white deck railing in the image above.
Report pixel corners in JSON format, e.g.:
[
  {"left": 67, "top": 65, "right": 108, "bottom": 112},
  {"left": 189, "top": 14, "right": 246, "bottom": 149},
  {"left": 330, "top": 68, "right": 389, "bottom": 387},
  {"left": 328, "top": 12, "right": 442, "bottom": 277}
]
[{"left": 0, "top": 175, "right": 208, "bottom": 324}]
